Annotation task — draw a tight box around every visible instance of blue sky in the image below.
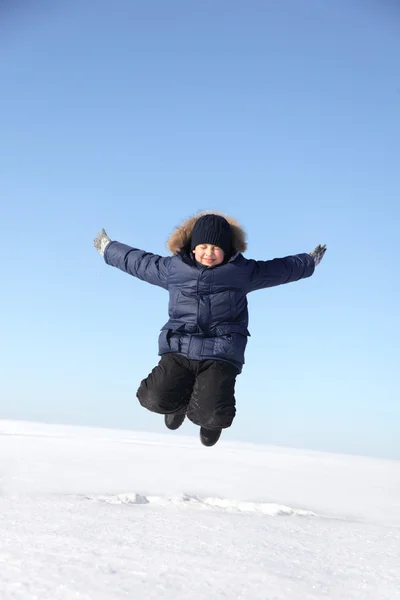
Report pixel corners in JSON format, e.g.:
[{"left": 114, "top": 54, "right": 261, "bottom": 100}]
[{"left": 1, "top": 0, "right": 399, "bottom": 458}]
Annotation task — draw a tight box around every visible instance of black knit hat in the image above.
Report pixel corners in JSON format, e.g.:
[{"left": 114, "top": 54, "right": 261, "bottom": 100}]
[{"left": 191, "top": 214, "right": 233, "bottom": 256}]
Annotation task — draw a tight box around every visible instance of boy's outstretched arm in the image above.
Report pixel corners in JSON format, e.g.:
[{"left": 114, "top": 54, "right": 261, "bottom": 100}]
[
  {"left": 246, "top": 244, "right": 326, "bottom": 292},
  {"left": 94, "top": 228, "right": 171, "bottom": 289}
]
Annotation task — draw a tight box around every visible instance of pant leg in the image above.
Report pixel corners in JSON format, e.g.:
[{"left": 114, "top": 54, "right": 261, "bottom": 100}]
[
  {"left": 137, "top": 354, "right": 195, "bottom": 415},
  {"left": 186, "top": 360, "right": 238, "bottom": 430}
]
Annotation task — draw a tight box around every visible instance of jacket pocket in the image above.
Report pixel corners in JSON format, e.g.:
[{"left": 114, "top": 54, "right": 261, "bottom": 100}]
[
  {"left": 158, "top": 328, "right": 181, "bottom": 353},
  {"left": 213, "top": 333, "right": 247, "bottom": 359},
  {"left": 169, "top": 291, "right": 181, "bottom": 320}
]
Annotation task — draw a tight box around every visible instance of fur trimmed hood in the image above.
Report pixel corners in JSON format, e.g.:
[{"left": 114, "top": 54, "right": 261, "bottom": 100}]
[{"left": 167, "top": 211, "right": 247, "bottom": 255}]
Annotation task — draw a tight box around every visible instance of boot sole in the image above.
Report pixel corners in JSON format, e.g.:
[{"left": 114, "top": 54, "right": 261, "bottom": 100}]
[
  {"left": 164, "top": 414, "right": 186, "bottom": 430},
  {"left": 200, "top": 428, "right": 222, "bottom": 447}
]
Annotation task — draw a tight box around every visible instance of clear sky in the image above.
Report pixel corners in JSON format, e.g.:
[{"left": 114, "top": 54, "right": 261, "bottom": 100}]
[{"left": 1, "top": 0, "right": 399, "bottom": 459}]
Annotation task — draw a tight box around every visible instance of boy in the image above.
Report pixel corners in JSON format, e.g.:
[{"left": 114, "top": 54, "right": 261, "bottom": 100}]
[{"left": 94, "top": 212, "right": 326, "bottom": 447}]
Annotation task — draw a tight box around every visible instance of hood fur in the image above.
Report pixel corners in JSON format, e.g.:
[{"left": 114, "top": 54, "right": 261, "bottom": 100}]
[{"left": 167, "top": 211, "right": 247, "bottom": 255}]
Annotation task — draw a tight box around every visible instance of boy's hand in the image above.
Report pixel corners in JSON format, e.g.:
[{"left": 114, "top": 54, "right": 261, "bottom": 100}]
[
  {"left": 309, "top": 244, "right": 326, "bottom": 267},
  {"left": 94, "top": 228, "right": 111, "bottom": 255}
]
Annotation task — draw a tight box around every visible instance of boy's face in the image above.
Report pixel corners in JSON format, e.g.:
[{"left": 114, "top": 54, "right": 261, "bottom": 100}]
[{"left": 193, "top": 244, "right": 225, "bottom": 267}]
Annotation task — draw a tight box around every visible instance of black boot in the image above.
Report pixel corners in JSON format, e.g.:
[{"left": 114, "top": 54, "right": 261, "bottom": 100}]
[
  {"left": 164, "top": 413, "right": 186, "bottom": 431},
  {"left": 200, "top": 427, "right": 222, "bottom": 447}
]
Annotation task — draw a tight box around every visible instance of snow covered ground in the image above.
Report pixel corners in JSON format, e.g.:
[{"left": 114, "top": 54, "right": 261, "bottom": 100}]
[{"left": 0, "top": 420, "right": 399, "bottom": 599}]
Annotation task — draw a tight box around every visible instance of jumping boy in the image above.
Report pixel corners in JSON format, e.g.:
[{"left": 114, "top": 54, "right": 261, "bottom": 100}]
[{"left": 94, "top": 212, "right": 326, "bottom": 446}]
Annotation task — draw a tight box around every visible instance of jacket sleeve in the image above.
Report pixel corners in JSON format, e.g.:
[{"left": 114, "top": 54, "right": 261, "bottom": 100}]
[
  {"left": 246, "top": 253, "right": 315, "bottom": 293},
  {"left": 104, "top": 241, "right": 171, "bottom": 290}
]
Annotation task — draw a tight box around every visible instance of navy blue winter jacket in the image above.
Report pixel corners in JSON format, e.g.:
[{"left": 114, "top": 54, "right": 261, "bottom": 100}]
[{"left": 104, "top": 216, "right": 315, "bottom": 372}]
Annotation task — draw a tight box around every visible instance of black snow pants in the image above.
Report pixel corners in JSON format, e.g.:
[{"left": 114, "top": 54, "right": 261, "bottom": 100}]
[{"left": 137, "top": 353, "right": 238, "bottom": 430}]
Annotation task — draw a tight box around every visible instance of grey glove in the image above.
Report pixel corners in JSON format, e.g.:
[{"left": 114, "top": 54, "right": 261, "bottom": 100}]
[
  {"left": 94, "top": 228, "right": 111, "bottom": 256},
  {"left": 309, "top": 244, "right": 326, "bottom": 267}
]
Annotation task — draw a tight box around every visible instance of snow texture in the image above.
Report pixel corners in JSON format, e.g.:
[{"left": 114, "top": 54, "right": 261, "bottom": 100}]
[{"left": 0, "top": 420, "right": 399, "bottom": 599}]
